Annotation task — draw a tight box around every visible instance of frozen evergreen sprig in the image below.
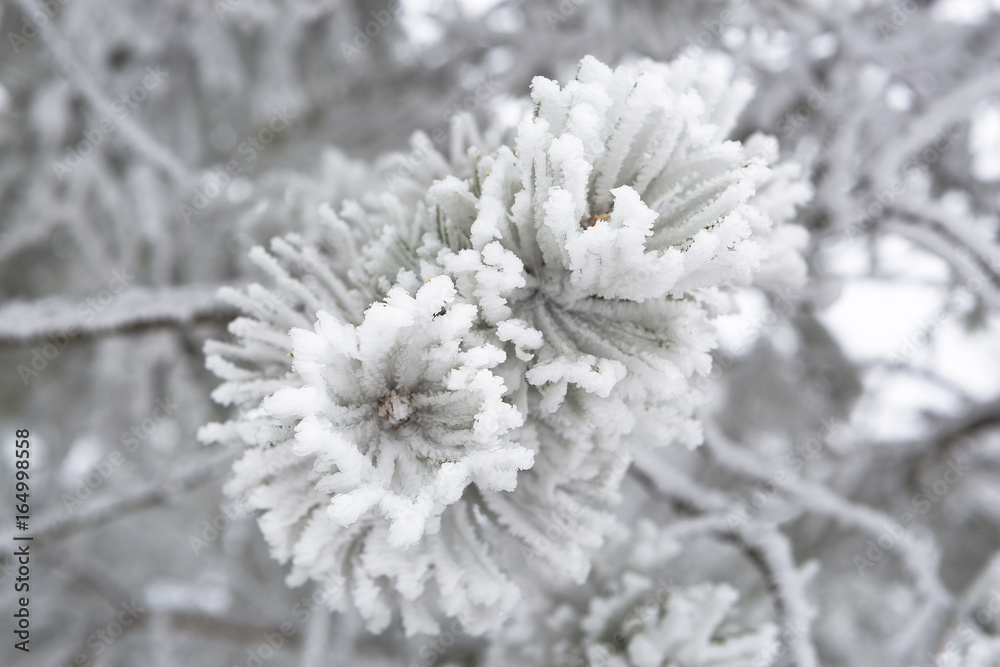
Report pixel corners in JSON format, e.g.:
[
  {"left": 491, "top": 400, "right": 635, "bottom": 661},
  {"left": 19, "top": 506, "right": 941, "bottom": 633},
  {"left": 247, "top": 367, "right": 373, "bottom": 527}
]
[
  {"left": 485, "top": 519, "right": 779, "bottom": 667},
  {"left": 199, "top": 52, "right": 811, "bottom": 635}
]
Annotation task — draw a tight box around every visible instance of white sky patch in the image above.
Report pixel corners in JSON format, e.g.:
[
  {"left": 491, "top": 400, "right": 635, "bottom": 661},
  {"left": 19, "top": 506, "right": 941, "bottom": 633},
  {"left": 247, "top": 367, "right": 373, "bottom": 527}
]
[
  {"left": 885, "top": 82, "right": 914, "bottom": 112},
  {"left": 928, "top": 315, "right": 1000, "bottom": 400},
  {"left": 807, "top": 32, "right": 838, "bottom": 60},
  {"left": 492, "top": 95, "right": 531, "bottom": 130},
  {"left": 483, "top": 45, "right": 515, "bottom": 74},
  {"left": 932, "top": 0, "right": 1000, "bottom": 23},
  {"left": 399, "top": 0, "right": 508, "bottom": 45},
  {"left": 820, "top": 239, "right": 871, "bottom": 278},
  {"left": 456, "top": 0, "right": 508, "bottom": 19},
  {"left": 875, "top": 234, "right": 952, "bottom": 282},
  {"left": 821, "top": 233, "right": 998, "bottom": 440},
  {"left": 820, "top": 235, "right": 951, "bottom": 282},
  {"left": 722, "top": 27, "right": 747, "bottom": 50},
  {"left": 819, "top": 279, "right": 947, "bottom": 361},
  {"left": 856, "top": 370, "right": 964, "bottom": 442},
  {"left": 715, "top": 289, "right": 772, "bottom": 355},
  {"left": 853, "top": 315, "right": 1000, "bottom": 442},
  {"left": 398, "top": 0, "right": 446, "bottom": 47},
  {"left": 970, "top": 99, "right": 1000, "bottom": 182},
  {"left": 0, "top": 82, "right": 11, "bottom": 115}
]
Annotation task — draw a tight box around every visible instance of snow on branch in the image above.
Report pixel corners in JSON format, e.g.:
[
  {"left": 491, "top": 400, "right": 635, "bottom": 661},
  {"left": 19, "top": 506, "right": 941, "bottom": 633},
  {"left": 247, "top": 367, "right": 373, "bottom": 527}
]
[
  {"left": 699, "top": 419, "right": 951, "bottom": 608},
  {"left": 0, "top": 283, "right": 239, "bottom": 346},
  {"left": 0, "top": 449, "right": 234, "bottom": 552},
  {"left": 630, "top": 456, "right": 819, "bottom": 667},
  {"left": 10, "top": 0, "right": 191, "bottom": 184}
]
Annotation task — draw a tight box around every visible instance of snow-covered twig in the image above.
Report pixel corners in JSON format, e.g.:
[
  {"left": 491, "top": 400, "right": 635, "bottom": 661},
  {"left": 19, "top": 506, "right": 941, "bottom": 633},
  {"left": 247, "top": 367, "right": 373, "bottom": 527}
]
[
  {"left": 0, "top": 284, "right": 238, "bottom": 346},
  {"left": 10, "top": 0, "right": 191, "bottom": 184},
  {"left": 884, "top": 220, "right": 1000, "bottom": 310},
  {"left": 701, "top": 419, "right": 949, "bottom": 603},
  {"left": 630, "top": 459, "right": 820, "bottom": 667},
  {"left": 869, "top": 66, "right": 1000, "bottom": 193},
  {"left": 0, "top": 449, "right": 235, "bottom": 552},
  {"left": 737, "top": 529, "right": 818, "bottom": 667}
]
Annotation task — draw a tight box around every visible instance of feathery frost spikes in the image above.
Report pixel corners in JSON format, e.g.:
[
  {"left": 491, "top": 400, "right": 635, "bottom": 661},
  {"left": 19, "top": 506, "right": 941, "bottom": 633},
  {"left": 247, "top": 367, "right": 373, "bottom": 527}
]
[
  {"left": 486, "top": 520, "right": 778, "bottom": 667},
  {"left": 266, "top": 275, "right": 531, "bottom": 549},
  {"left": 581, "top": 580, "right": 778, "bottom": 667},
  {"left": 522, "top": 581, "right": 778, "bottom": 667},
  {"left": 200, "top": 52, "right": 810, "bottom": 635}
]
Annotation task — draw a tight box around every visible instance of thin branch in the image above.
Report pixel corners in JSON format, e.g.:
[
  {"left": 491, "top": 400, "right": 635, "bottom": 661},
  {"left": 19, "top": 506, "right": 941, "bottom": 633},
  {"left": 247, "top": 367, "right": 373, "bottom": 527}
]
[
  {"left": 0, "top": 449, "right": 235, "bottom": 551},
  {"left": 0, "top": 284, "right": 238, "bottom": 347},
  {"left": 890, "top": 209, "right": 1000, "bottom": 290},
  {"left": 862, "top": 361, "right": 975, "bottom": 406},
  {"left": 882, "top": 220, "right": 1000, "bottom": 311},
  {"left": 734, "top": 529, "right": 818, "bottom": 667},
  {"left": 870, "top": 396, "right": 1000, "bottom": 457},
  {"left": 924, "top": 548, "right": 1000, "bottom": 655},
  {"left": 701, "top": 419, "right": 949, "bottom": 602},
  {"left": 630, "top": 458, "right": 819, "bottom": 667},
  {"left": 698, "top": 419, "right": 954, "bottom": 662},
  {"left": 869, "top": 66, "right": 1000, "bottom": 193},
  {"left": 10, "top": 0, "right": 192, "bottom": 184}
]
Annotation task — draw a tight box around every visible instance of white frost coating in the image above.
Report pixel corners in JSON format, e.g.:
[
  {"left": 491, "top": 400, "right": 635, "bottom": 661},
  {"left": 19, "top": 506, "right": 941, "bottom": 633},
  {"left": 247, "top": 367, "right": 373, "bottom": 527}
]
[
  {"left": 199, "top": 52, "right": 811, "bottom": 636},
  {"left": 485, "top": 520, "right": 779, "bottom": 667},
  {"left": 0, "top": 283, "right": 236, "bottom": 343},
  {"left": 264, "top": 276, "right": 530, "bottom": 549}
]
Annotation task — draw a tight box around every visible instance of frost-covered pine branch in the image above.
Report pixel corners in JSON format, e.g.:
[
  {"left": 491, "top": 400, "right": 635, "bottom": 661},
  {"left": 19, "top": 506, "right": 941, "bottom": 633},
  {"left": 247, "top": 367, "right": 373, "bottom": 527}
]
[{"left": 199, "top": 52, "right": 811, "bottom": 638}]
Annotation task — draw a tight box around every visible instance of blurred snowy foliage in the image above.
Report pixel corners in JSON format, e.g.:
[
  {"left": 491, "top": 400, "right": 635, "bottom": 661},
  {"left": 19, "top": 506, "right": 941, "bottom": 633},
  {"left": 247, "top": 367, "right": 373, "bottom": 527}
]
[{"left": 0, "top": 1, "right": 999, "bottom": 666}]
